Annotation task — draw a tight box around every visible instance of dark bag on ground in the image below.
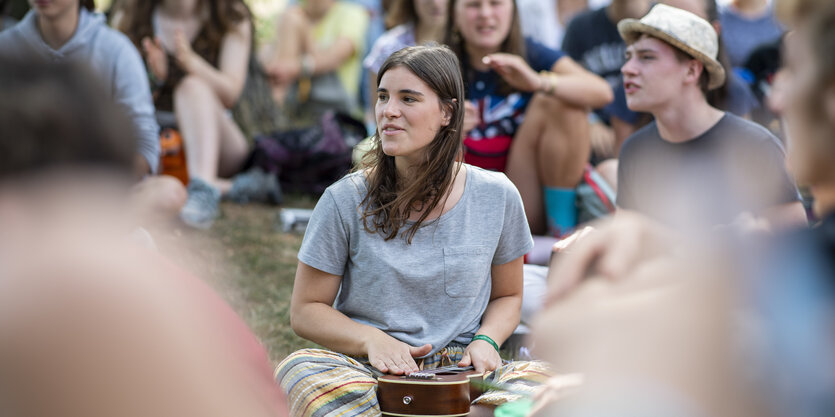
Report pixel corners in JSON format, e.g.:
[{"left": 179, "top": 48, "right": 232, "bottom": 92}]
[{"left": 248, "top": 111, "right": 366, "bottom": 195}]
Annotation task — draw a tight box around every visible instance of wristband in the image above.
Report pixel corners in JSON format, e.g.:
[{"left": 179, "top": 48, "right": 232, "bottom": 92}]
[
  {"left": 472, "top": 334, "right": 500, "bottom": 353},
  {"left": 538, "top": 70, "right": 557, "bottom": 95}
]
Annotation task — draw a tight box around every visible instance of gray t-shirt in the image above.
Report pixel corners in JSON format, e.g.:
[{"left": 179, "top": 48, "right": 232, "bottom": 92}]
[
  {"left": 617, "top": 113, "right": 800, "bottom": 229},
  {"left": 298, "top": 165, "right": 534, "bottom": 356}
]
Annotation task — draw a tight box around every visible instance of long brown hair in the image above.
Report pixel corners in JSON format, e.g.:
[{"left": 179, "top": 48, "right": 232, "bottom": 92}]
[
  {"left": 81, "top": 0, "right": 95, "bottom": 11},
  {"left": 118, "top": 0, "right": 249, "bottom": 51},
  {"left": 385, "top": 0, "right": 417, "bottom": 29},
  {"left": 444, "top": 0, "right": 526, "bottom": 97},
  {"left": 359, "top": 44, "right": 465, "bottom": 243}
]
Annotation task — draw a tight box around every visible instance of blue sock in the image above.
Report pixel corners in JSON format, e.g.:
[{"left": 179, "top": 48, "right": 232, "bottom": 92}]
[{"left": 543, "top": 186, "right": 577, "bottom": 237}]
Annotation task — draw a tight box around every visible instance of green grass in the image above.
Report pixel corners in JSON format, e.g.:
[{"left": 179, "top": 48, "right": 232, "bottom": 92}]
[{"left": 155, "top": 197, "right": 319, "bottom": 364}]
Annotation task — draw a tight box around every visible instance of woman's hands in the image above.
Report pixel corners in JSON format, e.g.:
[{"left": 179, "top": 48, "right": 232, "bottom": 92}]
[
  {"left": 142, "top": 36, "right": 168, "bottom": 82},
  {"left": 482, "top": 53, "right": 542, "bottom": 93},
  {"left": 173, "top": 29, "right": 199, "bottom": 73},
  {"left": 458, "top": 338, "right": 501, "bottom": 374},
  {"left": 366, "top": 331, "right": 432, "bottom": 375},
  {"left": 141, "top": 29, "right": 198, "bottom": 80}
]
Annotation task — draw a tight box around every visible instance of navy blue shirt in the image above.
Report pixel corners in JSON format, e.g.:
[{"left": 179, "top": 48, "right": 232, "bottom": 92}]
[
  {"left": 463, "top": 38, "right": 564, "bottom": 171},
  {"left": 562, "top": 6, "right": 638, "bottom": 124}
]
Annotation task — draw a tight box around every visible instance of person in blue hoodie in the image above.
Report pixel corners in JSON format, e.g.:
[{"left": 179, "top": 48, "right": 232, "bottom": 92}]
[{"left": 0, "top": 0, "right": 159, "bottom": 179}]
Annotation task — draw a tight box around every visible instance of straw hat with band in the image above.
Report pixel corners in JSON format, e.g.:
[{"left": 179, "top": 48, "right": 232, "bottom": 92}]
[{"left": 617, "top": 3, "right": 726, "bottom": 90}]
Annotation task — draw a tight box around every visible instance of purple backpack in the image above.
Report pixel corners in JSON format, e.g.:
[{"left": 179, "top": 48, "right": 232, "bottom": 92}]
[{"left": 250, "top": 111, "right": 366, "bottom": 194}]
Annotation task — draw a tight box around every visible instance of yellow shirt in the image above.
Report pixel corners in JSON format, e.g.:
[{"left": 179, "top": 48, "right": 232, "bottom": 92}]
[{"left": 312, "top": 1, "right": 369, "bottom": 100}]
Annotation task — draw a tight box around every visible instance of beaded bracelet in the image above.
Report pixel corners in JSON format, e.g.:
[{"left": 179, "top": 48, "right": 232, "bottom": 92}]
[{"left": 471, "top": 334, "right": 500, "bottom": 353}]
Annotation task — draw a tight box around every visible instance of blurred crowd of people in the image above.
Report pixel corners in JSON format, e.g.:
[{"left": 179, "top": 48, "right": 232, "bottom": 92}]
[
  {"left": 0, "top": 0, "right": 801, "bottom": 233},
  {"left": 1, "top": 0, "right": 834, "bottom": 416}
]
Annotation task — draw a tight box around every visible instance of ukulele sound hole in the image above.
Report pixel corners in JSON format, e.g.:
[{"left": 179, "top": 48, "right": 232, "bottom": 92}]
[{"left": 402, "top": 395, "right": 413, "bottom": 405}]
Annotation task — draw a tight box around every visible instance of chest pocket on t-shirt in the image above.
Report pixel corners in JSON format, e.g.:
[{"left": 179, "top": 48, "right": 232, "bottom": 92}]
[{"left": 443, "top": 245, "right": 492, "bottom": 298}]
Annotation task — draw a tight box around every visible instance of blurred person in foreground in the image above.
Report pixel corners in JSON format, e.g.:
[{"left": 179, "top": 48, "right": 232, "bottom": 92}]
[
  {"left": 527, "top": 2, "right": 835, "bottom": 416},
  {"left": 0, "top": 0, "right": 187, "bottom": 226},
  {"left": 0, "top": 0, "right": 158, "bottom": 179},
  {"left": 756, "top": 1, "right": 835, "bottom": 412},
  {"left": 0, "top": 57, "right": 287, "bottom": 417}
]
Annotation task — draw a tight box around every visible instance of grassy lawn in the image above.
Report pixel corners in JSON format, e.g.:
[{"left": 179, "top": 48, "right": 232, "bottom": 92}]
[{"left": 156, "top": 198, "right": 319, "bottom": 365}]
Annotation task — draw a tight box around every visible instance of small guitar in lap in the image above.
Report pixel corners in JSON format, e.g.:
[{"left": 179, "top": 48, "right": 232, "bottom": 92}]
[{"left": 377, "top": 365, "right": 485, "bottom": 417}]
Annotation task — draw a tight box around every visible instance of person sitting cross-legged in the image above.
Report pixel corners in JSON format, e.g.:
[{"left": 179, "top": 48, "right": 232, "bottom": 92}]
[{"left": 275, "top": 44, "right": 553, "bottom": 417}]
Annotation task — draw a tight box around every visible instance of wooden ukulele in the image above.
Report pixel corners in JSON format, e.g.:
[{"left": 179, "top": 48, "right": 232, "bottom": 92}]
[{"left": 377, "top": 366, "right": 484, "bottom": 417}]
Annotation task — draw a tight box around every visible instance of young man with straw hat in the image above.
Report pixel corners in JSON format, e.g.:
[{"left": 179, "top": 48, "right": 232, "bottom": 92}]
[{"left": 614, "top": 3, "right": 806, "bottom": 230}]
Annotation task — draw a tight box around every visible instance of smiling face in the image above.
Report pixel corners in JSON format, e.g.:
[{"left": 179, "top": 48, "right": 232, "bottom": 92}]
[
  {"left": 453, "top": 0, "right": 514, "bottom": 55},
  {"left": 376, "top": 66, "right": 451, "bottom": 167},
  {"left": 621, "top": 36, "right": 696, "bottom": 113}
]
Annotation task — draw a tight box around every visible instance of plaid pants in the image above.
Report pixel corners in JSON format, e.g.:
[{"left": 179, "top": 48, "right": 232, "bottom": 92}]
[{"left": 275, "top": 346, "right": 550, "bottom": 417}]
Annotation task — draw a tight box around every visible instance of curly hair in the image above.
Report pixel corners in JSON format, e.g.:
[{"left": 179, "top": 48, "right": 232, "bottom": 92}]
[{"left": 359, "top": 44, "right": 465, "bottom": 243}]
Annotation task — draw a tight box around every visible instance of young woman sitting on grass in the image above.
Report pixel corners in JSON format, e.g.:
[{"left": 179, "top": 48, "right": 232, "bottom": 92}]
[
  {"left": 118, "top": 0, "right": 252, "bottom": 229},
  {"left": 445, "top": 0, "right": 613, "bottom": 237},
  {"left": 275, "top": 44, "right": 549, "bottom": 417}
]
